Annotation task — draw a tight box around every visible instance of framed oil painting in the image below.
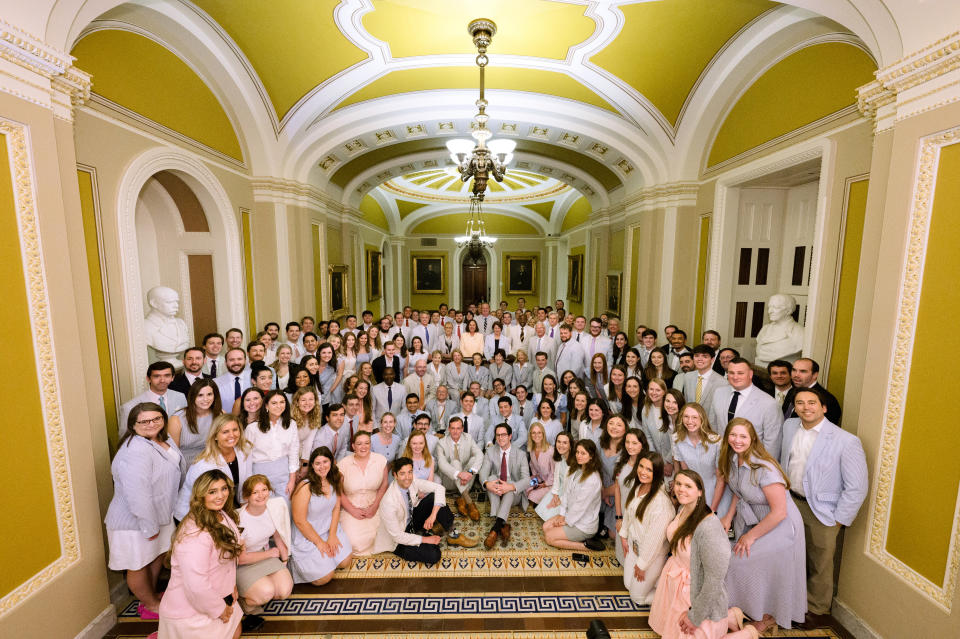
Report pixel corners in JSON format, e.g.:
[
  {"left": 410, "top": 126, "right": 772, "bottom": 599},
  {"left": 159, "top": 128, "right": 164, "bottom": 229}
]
[
  {"left": 506, "top": 255, "right": 537, "bottom": 294},
  {"left": 366, "top": 249, "right": 382, "bottom": 301},
  {"left": 329, "top": 264, "right": 348, "bottom": 313},
  {"left": 412, "top": 254, "right": 445, "bottom": 294},
  {"left": 568, "top": 254, "right": 583, "bottom": 302},
  {"left": 606, "top": 272, "right": 621, "bottom": 315}
]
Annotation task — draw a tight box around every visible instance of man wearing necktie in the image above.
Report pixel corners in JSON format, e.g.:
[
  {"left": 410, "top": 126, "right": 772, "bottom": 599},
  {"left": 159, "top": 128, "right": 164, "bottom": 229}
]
[
  {"left": 403, "top": 359, "right": 436, "bottom": 410},
  {"left": 118, "top": 361, "right": 187, "bottom": 437},
  {"left": 435, "top": 417, "right": 483, "bottom": 521},
  {"left": 709, "top": 358, "right": 784, "bottom": 458},
  {"left": 373, "top": 367, "right": 405, "bottom": 423},
  {"left": 480, "top": 424, "right": 530, "bottom": 548}
]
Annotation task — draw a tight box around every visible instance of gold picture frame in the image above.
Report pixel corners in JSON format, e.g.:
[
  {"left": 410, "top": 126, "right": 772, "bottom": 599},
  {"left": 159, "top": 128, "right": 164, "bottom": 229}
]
[
  {"left": 412, "top": 254, "right": 446, "bottom": 294},
  {"left": 506, "top": 255, "right": 537, "bottom": 295},
  {"left": 568, "top": 254, "right": 583, "bottom": 302},
  {"left": 329, "top": 264, "right": 348, "bottom": 313},
  {"left": 366, "top": 249, "right": 382, "bottom": 301},
  {"left": 606, "top": 272, "right": 622, "bottom": 315}
]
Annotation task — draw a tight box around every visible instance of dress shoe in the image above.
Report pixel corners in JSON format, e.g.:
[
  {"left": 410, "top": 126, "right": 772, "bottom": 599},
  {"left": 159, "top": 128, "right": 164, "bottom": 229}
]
[
  {"left": 241, "top": 614, "right": 265, "bottom": 633},
  {"left": 466, "top": 501, "right": 480, "bottom": 521},
  {"left": 584, "top": 537, "right": 605, "bottom": 552},
  {"left": 799, "top": 612, "right": 831, "bottom": 630},
  {"left": 500, "top": 523, "right": 512, "bottom": 546},
  {"left": 484, "top": 529, "right": 498, "bottom": 549},
  {"left": 431, "top": 522, "right": 445, "bottom": 535},
  {"left": 447, "top": 533, "right": 478, "bottom": 548},
  {"left": 137, "top": 603, "right": 159, "bottom": 620},
  {"left": 456, "top": 496, "right": 469, "bottom": 517}
]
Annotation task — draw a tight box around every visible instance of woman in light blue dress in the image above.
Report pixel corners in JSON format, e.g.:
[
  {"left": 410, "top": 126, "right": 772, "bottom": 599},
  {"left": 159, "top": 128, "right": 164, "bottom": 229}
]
[
  {"left": 289, "top": 447, "right": 353, "bottom": 585},
  {"left": 598, "top": 415, "right": 626, "bottom": 538},
  {"left": 167, "top": 379, "right": 223, "bottom": 468},
  {"left": 672, "top": 402, "right": 731, "bottom": 518},
  {"left": 403, "top": 431, "right": 435, "bottom": 482},
  {"left": 720, "top": 417, "right": 807, "bottom": 631},
  {"left": 640, "top": 378, "right": 675, "bottom": 476},
  {"left": 371, "top": 413, "right": 402, "bottom": 465},
  {"left": 535, "top": 432, "right": 573, "bottom": 520}
]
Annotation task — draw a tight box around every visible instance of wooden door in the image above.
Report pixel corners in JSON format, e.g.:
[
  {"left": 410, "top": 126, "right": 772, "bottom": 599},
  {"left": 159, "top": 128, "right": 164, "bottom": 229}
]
[{"left": 461, "top": 255, "right": 488, "bottom": 309}]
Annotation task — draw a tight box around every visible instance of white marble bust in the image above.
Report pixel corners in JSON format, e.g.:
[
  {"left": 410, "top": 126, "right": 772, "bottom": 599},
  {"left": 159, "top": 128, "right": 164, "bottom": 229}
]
[
  {"left": 143, "top": 286, "right": 190, "bottom": 367},
  {"left": 754, "top": 293, "right": 804, "bottom": 367}
]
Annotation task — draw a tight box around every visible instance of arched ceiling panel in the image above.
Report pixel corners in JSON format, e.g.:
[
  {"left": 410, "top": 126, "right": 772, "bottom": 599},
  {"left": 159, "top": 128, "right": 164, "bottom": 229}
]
[
  {"left": 589, "top": 0, "right": 777, "bottom": 126},
  {"left": 707, "top": 41, "right": 876, "bottom": 167},
  {"left": 409, "top": 212, "right": 541, "bottom": 236},
  {"left": 560, "top": 195, "right": 592, "bottom": 232},
  {"left": 333, "top": 67, "right": 617, "bottom": 113},
  {"left": 71, "top": 29, "right": 243, "bottom": 160},
  {"left": 359, "top": 194, "right": 390, "bottom": 230},
  {"left": 362, "top": 0, "right": 596, "bottom": 60},
  {"left": 191, "top": 0, "right": 368, "bottom": 120}
]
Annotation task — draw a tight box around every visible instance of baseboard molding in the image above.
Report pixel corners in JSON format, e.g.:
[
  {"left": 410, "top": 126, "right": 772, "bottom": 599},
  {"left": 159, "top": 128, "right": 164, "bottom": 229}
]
[
  {"left": 73, "top": 604, "right": 116, "bottom": 639},
  {"left": 833, "top": 598, "right": 882, "bottom": 639}
]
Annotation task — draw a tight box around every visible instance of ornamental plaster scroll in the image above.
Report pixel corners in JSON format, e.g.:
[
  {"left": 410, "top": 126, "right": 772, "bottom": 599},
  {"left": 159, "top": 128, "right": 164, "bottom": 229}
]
[
  {"left": 0, "top": 117, "right": 80, "bottom": 617},
  {"left": 867, "top": 125, "right": 960, "bottom": 612},
  {"left": 116, "top": 147, "right": 246, "bottom": 393},
  {"left": 0, "top": 19, "right": 90, "bottom": 121}
]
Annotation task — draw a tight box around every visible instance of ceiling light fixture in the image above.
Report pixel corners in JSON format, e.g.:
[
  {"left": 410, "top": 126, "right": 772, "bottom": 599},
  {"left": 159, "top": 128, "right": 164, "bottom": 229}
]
[
  {"left": 446, "top": 19, "right": 515, "bottom": 198},
  {"left": 454, "top": 193, "right": 497, "bottom": 260}
]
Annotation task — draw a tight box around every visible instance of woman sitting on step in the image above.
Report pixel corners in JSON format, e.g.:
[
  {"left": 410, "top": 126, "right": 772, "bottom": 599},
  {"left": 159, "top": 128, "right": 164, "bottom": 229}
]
[{"left": 542, "top": 439, "right": 605, "bottom": 552}]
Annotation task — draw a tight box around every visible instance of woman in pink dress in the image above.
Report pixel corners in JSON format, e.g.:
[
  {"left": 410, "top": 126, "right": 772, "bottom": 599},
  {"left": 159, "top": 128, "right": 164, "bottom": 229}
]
[
  {"left": 158, "top": 469, "right": 242, "bottom": 639},
  {"left": 336, "top": 431, "right": 388, "bottom": 555},
  {"left": 525, "top": 422, "right": 555, "bottom": 504},
  {"left": 648, "top": 469, "right": 758, "bottom": 639}
]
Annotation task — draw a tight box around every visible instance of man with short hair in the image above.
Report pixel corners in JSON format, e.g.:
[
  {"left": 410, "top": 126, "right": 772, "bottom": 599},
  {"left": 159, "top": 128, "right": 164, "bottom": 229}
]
[
  {"left": 396, "top": 394, "right": 422, "bottom": 441},
  {"left": 214, "top": 348, "right": 250, "bottom": 408},
  {"left": 584, "top": 317, "right": 613, "bottom": 363},
  {"left": 477, "top": 302, "right": 495, "bottom": 335},
  {"left": 361, "top": 310, "right": 375, "bottom": 332},
  {"left": 716, "top": 347, "right": 739, "bottom": 376},
  {"left": 202, "top": 332, "right": 225, "bottom": 377},
  {"left": 170, "top": 347, "right": 210, "bottom": 395},
  {"left": 435, "top": 416, "right": 483, "bottom": 521},
  {"left": 782, "top": 358, "right": 842, "bottom": 424},
  {"left": 701, "top": 330, "right": 725, "bottom": 374},
  {"left": 665, "top": 329, "right": 692, "bottom": 371},
  {"left": 342, "top": 394, "right": 364, "bottom": 440},
  {"left": 527, "top": 322, "right": 557, "bottom": 369},
  {"left": 604, "top": 317, "right": 621, "bottom": 340},
  {"left": 300, "top": 316, "right": 315, "bottom": 336},
  {"left": 409, "top": 311, "right": 434, "bottom": 351},
  {"left": 531, "top": 352, "right": 556, "bottom": 395},
  {"left": 247, "top": 340, "right": 266, "bottom": 366},
  {"left": 342, "top": 314, "right": 360, "bottom": 337},
  {"left": 514, "top": 385, "right": 536, "bottom": 429},
  {"left": 310, "top": 403, "right": 350, "bottom": 461},
  {"left": 372, "top": 367, "right": 405, "bottom": 422},
  {"left": 677, "top": 352, "right": 695, "bottom": 373},
  {"left": 515, "top": 297, "right": 527, "bottom": 317},
  {"left": 299, "top": 332, "right": 319, "bottom": 363},
  {"left": 119, "top": 361, "right": 187, "bottom": 435},
  {"left": 225, "top": 327, "right": 244, "bottom": 350},
  {"left": 500, "top": 311, "right": 521, "bottom": 356},
  {"left": 425, "top": 384, "right": 457, "bottom": 433},
  {"left": 486, "top": 378, "right": 517, "bottom": 425},
  {"left": 555, "top": 325, "right": 587, "bottom": 379},
  {"left": 451, "top": 391, "right": 486, "bottom": 443},
  {"left": 373, "top": 457, "right": 477, "bottom": 565},
  {"left": 485, "top": 396, "right": 525, "bottom": 449},
  {"left": 412, "top": 413, "right": 441, "bottom": 457},
  {"left": 371, "top": 342, "right": 402, "bottom": 384},
  {"left": 264, "top": 322, "right": 280, "bottom": 342},
  {"left": 480, "top": 424, "right": 530, "bottom": 548},
  {"left": 780, "top": 388, "right": 867, "bottom": 624},
  {"left": 545, "top": 311, "right": 561, "bottom": 340},
  {"left": 468, "top": 380, "right": 490, "bottom": 418},
  {"left": 572, "top": 316, "right": 588, "bottom": 342},
  {"left": 675, "top": 345, "right": 727, "bottom": 407},
  {"left": 638, "top": 329, "right": 658, "bottom": 367},
  {"left": 767, "top": 360, "right": 794, "bottom": 407},
  {"left": 283, "top": 322, "right": 302, "bottom": 359},
  {"left": 403, "top": 358, "right": 436, "bottom": 410},
  {"left": 710, "top": 358, "right": 784, "bottom": 457}
]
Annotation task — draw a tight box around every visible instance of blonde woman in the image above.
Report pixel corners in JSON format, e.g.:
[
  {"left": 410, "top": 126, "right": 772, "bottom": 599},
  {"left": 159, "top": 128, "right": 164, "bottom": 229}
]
[
  {"left": 175, "top": 414, "right": 253, "bottom": 521},
  {"left": 524, "top": 422, "right": 555, "bottom": 505},
  {"left": 403, "top": 431, "right": 435, "bottom": 482},
  {"left": 291, "top": 387, "right": 323, "bottom": 465},
  {"left": 270, "top": 344, "right": 294, "bottom": 391},
  {"left": 672, "top": 403, "right": 729, "bottom": 518}
]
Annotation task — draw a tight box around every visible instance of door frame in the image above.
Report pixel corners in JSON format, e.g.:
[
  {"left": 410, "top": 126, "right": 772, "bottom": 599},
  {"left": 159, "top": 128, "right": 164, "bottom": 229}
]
[{"left": 452, "top": 243, "right": 498, "bottom": 308}]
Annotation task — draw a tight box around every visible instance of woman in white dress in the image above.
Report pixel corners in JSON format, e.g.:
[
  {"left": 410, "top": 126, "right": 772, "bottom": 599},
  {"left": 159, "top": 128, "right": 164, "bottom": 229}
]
[
  {"left": 535, "top": 431, "right": 573, "bottom": 520},
  {"left": 245, "top": 390, "right": 300, "bottom": 499},
  {"left": 336, "top": 331, "right": 359, "bottom": 381},
  {"left": 427, "top": 350, "right": 446, "bottom": 386},
  {"left": 105, "top": 403, "right": 183, "bottom": 620},
  {"left": 542, "top": 439, "right": 606, "bottom": 552},
  {"left": 408, "top": 336, "right": 429, "bottom": 371},
  {"left": 291, "top": 387, "right": 322, "bottom": 465},
  {"left": 620, "top": 451, "right": 674, "bottom": 605},
  {"left": 532, "top": 397, "right": 564, "bottom": 446}
]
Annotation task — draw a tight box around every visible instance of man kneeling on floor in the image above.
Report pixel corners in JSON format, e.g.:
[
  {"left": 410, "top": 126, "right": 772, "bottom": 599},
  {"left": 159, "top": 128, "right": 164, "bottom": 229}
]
[{"left": 373, "top": 457, "right": 477, "bottom": 564}]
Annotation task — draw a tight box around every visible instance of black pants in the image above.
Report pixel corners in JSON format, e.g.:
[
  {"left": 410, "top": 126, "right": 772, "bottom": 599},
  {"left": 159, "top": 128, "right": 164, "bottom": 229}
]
[{"left": 393, "top": 492, "right": 454, "bottom": 565}]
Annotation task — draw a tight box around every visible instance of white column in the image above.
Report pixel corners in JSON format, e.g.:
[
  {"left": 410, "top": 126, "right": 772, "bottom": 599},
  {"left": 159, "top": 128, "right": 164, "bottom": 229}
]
[{"left": 657, "top": 206, "right": 679, "bottom": 329}]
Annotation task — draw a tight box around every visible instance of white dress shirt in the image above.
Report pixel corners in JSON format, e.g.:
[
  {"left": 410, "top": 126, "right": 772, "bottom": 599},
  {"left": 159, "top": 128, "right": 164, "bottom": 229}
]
[
  {"left": 787, "top": 418, "right": 824, "bottom": 497},
  {"left": 244, "top": 420, "right": 301, "bottom": 472}
]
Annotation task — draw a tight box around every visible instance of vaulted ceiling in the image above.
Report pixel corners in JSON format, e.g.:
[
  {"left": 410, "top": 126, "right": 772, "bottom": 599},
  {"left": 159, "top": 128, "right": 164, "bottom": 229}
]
[{"left": 66, "top": 0, "right": 891, "bottom": 231}]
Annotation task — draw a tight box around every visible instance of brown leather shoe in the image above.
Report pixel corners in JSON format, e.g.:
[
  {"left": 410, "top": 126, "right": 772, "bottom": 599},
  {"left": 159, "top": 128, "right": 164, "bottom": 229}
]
[
  {"left": 431, "top": 522, "right": 444, "bottom": 536},
  {"left": 483, "top": 529, "right": 498, "bottom": 549},
  {"left": 500, "top": 523, "right": 511, "bottom": 546},
  {"left": 456, "top": 496, "right": 468, "bottom": 517},
  {"left": 446, "top": 533, "right": 478, "bottom": 548},
  {"left": 466, "top": 501, "right": 480, "bottom": 521}
]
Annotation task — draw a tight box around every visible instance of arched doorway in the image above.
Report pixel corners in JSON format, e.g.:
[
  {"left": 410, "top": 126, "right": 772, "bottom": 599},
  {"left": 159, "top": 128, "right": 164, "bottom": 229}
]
[{"left": 461, "top": 249, "right": 488, "bottom": 309}]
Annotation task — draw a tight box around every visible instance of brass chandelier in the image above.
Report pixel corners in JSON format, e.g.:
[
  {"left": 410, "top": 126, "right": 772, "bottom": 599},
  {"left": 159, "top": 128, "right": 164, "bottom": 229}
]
[{"left": 448, "top": 19, "right": 514, "bottom": 259}]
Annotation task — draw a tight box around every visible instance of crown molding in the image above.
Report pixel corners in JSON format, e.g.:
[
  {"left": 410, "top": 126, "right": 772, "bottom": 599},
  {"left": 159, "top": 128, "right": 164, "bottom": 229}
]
[
  {"left": 859, "top": 30, "right": 960, "bottom": 133},
  {"left": 0, "top": 20, "right": 90, "bottom": 121}
]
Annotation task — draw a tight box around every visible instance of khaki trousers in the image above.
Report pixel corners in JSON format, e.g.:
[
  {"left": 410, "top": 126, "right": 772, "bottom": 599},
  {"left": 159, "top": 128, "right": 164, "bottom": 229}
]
[{"left": 796, "top": 496, "right": 841, "bottom": 614}]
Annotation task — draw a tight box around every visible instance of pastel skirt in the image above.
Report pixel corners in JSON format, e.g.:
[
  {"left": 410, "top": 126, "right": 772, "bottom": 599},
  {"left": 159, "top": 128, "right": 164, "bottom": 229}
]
[
  {"left": 253, "top": 457, "right": 292, "bottom": 499},
  {"left": 107, "top": 520, "right": 175, "bottom": 571},
  {"left": 158, "top": 602, "right": 241, "bottom": 639}
]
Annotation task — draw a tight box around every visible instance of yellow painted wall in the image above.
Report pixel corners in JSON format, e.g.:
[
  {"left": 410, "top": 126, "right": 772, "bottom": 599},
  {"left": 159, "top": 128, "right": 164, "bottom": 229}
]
[
  {"left": 708, "top": 43, "right": 876, "bottom": 167},
  {"left": 827, "top": 179, "right": 868, "bottom": 405},
  {"left": 693, "top": 215, "right": 711, "bottom": 340},
  {"left": 567, "top": 244, "right": 585, "bottom": 317},
  {"left": 359, "top": 195, "right": 390, "bottom": 230},
  {"left": 409, "top": 212, "right": 540, "bottom": 236},
  {"left": 77, "top": 168, "right": 119, "bottom": 452},
  {"left": 326, "top": 225, "right": 343, "bottom": 264},
  {"left": 364, "top": 243, "right": 383, "bottom": 318},
  {"left": 561, "top": 195, "right": 591, "bottom": 232},
  {"left": 0, "top": 133, "right": 61, "bottom": 598},
  {"left": 71, "top": 30, "right": 243, "bottom": 161},
  {"left": 885, "top": 143, "right": 960, "bottom": 584},
  {"left": 410, "top": 250, "right": 452, "bottom": 311},
  {"left": 241, "top": 210, "right": 257, "bottom": 336},
  {"left": 312, "top": 224, "right": 324, "bottom": 321}
]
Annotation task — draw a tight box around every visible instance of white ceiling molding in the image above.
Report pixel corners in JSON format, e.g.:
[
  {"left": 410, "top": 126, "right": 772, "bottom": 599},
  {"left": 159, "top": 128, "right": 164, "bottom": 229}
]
[{"left": 397, "top": 201, "right": 549, "bottom": 236}]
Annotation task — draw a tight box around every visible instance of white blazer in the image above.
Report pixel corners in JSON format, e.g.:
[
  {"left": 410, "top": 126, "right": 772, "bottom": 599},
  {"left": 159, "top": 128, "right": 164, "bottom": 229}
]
[{"left": 372, "top": 477, "right": 446, "bottom": 553}]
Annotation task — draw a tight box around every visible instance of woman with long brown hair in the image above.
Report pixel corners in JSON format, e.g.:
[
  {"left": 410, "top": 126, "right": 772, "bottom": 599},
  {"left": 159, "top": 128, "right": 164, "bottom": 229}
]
[
  {"left": 168, "top": 379, "right": 223, "bottom": 466},
  {"left": 648, "top": 469, "right": 756, "bottom": 639},
  {"left": 641, "top": 378, "right": 675, "bottom": 476},
  {"left": 620, "top": 451, "right": 673, "bottom": 605},
  {"left": 158, "top": 469, "right": 243, "bottom": 639},
  {"left": 289, "top": 447, "right": 353, "bottom": 585},
  {"left": 719, "top": 418, "right": 806, "bottom": 633},
  {"left": 542, "top": 439, "right": 605, "bottom": 551}
]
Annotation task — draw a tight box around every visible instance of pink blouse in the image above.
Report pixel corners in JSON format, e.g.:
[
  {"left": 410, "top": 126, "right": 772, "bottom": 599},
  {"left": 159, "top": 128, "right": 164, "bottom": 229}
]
[{"left": 159, "top": 515, "right": 239, "bottom": 620}]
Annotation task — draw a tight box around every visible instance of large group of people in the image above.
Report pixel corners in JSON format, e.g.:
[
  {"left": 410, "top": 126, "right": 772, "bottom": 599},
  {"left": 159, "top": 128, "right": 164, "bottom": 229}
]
[{"left": 108, "top": 299, "right": 869, "bottom": 638}]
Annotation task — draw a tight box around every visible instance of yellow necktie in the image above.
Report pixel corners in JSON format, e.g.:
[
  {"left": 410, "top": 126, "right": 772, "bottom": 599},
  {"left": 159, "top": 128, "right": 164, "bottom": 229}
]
[
  {"left": 696, "top": 376, "right": 703, "bottom": 403},
  {"left": 454, "top": 441, "right": 460, "bottom": 460},
  {"left": 419, "top": 378, "right": 425, "bottom": 408}
]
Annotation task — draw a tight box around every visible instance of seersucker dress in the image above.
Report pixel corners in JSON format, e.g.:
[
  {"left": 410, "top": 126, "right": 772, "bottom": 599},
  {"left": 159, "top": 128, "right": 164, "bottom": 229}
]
[
  {"left": 175, "top": 411, "right": 213, "bottom": 467},
  {"left": 724, "top": 457, "right": 807, "bottom": 628},
  {"left": 607, "top": 462, "right": 636, "bottom": 562},
  {"left": 640, "top": 406, "right": 674, "bottom": 465},
  {"left": 599, "top": 446, "right": 620, "bottom": 532},
  {"left": 672, "top": 435, "right": 731, "bottom": 518},
  {"left": 289, "top": 487, "right": 353, "bottom": 583},
  {"left": 371, "top": 432, "right": 401, "bottom": 465}
]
